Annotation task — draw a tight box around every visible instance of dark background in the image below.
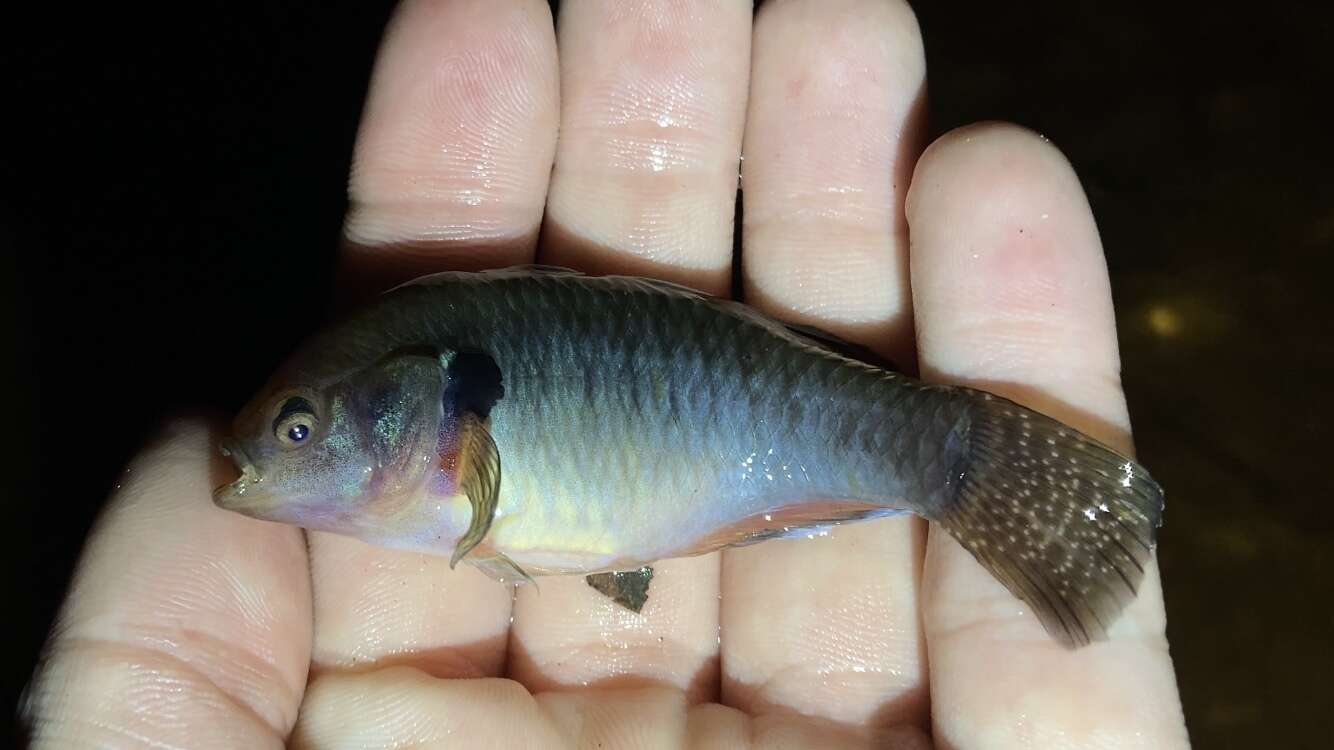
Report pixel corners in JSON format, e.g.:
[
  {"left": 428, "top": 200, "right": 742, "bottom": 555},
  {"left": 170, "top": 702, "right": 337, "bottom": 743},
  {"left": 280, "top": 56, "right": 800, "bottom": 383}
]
[{"left": 9, "top": 1, "right": 1333, "bottom": 747}]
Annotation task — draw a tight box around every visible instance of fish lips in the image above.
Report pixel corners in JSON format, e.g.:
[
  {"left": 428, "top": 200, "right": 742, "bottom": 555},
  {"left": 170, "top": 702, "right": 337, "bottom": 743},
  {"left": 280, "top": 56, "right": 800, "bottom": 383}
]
[{"left": 213, "top": 438, "right": 266, "bottom": 512}]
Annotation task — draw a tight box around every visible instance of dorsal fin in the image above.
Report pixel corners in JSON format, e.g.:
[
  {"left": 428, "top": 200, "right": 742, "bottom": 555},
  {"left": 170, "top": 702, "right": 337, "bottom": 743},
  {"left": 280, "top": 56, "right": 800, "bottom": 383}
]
[
  {"left": 391, "top": 264, "right": 584, "bottom": 292},
  {"left": 596, "top": 276, "right": 900, "bottom": 370},
  {"left": 782, "top": 323, "right": 902, "bottom": 372},
  {"left": 395, "top": 267, "right": 897, "bottom": 370},
  {"left": 494, "top": 264, "right": 585, "bottom": 276}
]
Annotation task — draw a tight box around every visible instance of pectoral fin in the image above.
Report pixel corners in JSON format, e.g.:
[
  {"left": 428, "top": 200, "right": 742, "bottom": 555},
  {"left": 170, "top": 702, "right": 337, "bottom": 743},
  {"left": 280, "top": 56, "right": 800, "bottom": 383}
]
[
  {"left": 449, "top": 412, "right": 502, "bottom": 569},
  {"left": 585, "top": 566, "right": 654, "bottom": 613}
]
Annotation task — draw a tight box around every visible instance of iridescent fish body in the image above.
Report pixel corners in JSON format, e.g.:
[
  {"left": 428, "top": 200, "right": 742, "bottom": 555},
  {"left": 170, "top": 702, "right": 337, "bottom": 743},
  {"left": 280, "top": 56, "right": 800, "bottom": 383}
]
[{"left": 214, "top": 267, "right": 1163, "bottom": 647}]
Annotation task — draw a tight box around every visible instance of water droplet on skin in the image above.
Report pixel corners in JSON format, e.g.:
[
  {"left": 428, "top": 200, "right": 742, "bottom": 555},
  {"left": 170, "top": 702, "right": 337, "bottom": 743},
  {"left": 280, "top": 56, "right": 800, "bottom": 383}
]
[{"left": 646, "top": 142, "right": 669, "bottom": 172}]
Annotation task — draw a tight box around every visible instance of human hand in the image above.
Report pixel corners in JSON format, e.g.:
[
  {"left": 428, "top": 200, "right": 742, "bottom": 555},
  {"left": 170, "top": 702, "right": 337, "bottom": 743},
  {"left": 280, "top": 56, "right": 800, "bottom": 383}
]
[{"left": 23, "top": 1, "right": 1190, "bottom": 747}]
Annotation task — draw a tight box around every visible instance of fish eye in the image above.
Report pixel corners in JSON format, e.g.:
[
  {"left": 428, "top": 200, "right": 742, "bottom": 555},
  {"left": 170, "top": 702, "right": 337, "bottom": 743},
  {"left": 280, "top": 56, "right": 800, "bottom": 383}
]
[{"left": 273, "top": 396, "right": 318, "bottom": 448}]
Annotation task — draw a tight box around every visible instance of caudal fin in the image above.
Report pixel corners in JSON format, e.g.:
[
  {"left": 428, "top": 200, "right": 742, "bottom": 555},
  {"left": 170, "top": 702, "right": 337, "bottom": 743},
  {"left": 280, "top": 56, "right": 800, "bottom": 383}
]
[{"left": 933, "top": 392, "right": 1164, "bottom": 648}]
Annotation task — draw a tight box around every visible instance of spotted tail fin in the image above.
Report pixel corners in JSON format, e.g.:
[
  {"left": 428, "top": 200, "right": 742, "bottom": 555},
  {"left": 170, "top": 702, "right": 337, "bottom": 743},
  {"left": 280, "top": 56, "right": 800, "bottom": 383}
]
[{"left": 932, "top": 393, "right": 1165, "bottom": 648}]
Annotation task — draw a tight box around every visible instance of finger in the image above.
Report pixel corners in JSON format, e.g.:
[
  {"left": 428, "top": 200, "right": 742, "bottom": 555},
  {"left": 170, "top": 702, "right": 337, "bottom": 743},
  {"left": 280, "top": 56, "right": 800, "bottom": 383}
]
[
  {"left": 339, "top": 0, "right": 559, "bottom": 296},
  {"left": 722, "top": 0, "right": 929, "bottom": 729},
  {"left": 22, "top": 420, "right": 311, "bottom": 748},
  {"left": 508, "top": 0, "right": 752, "bottom": 699},
  {"left": 292, "top": 670, "right": 567, "bottom": 749},
  {"left": 539, "top": 0, "right": 751, "bottom": 295},
  {"left": 907, "top": 123, "right": 1189, "bottom": 748},
  {"left": 310, "top": 0, "right": 558, "bottom": 680},
  {"left": 688, "top": 704, "right": 933, "bottom": 750},
  {"left": 740, "top": 0, "right": 925, "bottom": 367},
  {"left": 294, "top": 673, "right": 931, "bottom": 750}
]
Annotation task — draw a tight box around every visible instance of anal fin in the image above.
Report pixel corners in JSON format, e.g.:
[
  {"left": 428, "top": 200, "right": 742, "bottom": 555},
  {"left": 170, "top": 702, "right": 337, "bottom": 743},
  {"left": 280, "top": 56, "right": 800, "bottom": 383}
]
[
  {"left": 469, "top": 552, "right": 536, "bottom": 587},
  {"left": 675, "top": 500, "right": 901, "bottom": 556},
  {"left": 586, "top": 566, "right": 654, "bottom": 613}
]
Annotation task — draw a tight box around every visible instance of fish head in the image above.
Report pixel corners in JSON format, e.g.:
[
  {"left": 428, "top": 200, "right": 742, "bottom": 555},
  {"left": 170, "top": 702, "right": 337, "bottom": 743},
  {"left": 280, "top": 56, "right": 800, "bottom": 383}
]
[{"left": 213, "top": 348, "right": 450, "bottom": 538}]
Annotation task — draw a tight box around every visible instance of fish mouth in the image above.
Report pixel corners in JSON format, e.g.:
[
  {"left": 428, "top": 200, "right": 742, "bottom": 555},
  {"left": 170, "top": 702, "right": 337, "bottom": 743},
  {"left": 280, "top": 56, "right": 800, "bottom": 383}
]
[{"left": 213, "top": 439, "right": 264, "bottom": 511}]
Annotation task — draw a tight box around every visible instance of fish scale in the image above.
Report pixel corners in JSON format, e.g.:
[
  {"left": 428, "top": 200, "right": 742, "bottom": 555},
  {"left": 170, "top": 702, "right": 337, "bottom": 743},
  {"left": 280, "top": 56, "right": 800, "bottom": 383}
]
[{"left": 396, "top": 274, "right": 948, "bottom": 563}]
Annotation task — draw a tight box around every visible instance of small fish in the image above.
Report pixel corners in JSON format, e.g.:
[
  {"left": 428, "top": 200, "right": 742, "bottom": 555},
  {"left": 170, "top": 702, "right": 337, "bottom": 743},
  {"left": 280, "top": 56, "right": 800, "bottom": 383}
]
[{"left": 214, "top": 267, "right": 1163, "bottom": 647}]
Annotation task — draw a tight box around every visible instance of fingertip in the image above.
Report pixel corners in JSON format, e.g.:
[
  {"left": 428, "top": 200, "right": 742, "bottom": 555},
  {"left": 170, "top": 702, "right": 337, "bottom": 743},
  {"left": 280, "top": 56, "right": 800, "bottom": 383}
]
[
  {"left": 540, "top": 0, "right": 751, "bottom": 291},
  {"left": 343, "top": 0, "right": 558, "bottom": 264},
  {"left": 906, "top": 120, "right": 1125, "bottom": 422},
  {"left": 742, "top": 0, "right": 927, "bottom": 364},
  {"left": 908, "top": 121, "right": 1083, "bottom": 226}
]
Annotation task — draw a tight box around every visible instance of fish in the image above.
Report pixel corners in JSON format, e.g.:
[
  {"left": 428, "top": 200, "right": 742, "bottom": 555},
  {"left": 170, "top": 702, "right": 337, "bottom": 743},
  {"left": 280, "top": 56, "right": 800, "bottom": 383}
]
[{"left": 213, "top": 266, "right": 1164, "bottom": 647}]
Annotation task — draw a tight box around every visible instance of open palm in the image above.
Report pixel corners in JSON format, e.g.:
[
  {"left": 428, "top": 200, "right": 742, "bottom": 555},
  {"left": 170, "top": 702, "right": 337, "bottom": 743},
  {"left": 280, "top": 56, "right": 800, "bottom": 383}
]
[{"left": 25, "top": 2, "right": 1189, "bottom": 748}]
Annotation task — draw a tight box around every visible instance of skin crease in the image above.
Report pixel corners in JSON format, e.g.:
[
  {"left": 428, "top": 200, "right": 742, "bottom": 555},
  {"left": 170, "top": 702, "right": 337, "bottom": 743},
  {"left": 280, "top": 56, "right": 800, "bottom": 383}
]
[{"left": 22, "top": 1, "right": 1190, "bottom": 749}]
